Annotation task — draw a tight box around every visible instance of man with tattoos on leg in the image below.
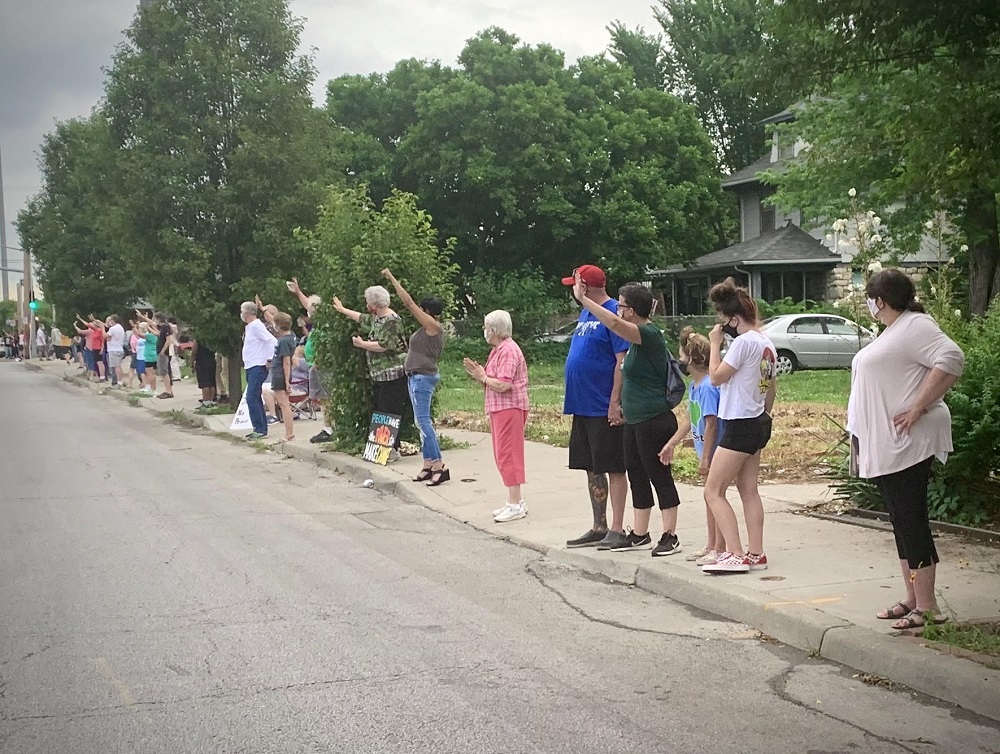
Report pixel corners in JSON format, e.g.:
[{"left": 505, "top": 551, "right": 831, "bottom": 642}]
[{"left": 561, "top": 265, "right": 630, "bottom": 549}]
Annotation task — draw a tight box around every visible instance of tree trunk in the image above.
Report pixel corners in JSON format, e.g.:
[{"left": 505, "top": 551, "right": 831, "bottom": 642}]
[
  {"left": 964, "top": 190, "right": 1000, "bottom": 316},
  {"left": 228, "top": 345, "right": 243, "bottom": 410}
]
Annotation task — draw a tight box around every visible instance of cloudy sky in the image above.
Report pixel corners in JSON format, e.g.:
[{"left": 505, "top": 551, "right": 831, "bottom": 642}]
[{"left": 0, "top": 0, "right": 660, "bottom": 295}]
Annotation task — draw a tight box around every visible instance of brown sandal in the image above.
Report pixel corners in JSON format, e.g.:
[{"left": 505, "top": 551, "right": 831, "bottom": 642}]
[
  {"left": 891, "top": 610, "right": 948, "bottom": 631},
  {"left": 876, "top": 601, "right": 913, "bottom": 620}
]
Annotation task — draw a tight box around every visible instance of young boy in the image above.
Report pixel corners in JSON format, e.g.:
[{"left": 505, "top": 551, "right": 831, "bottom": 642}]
[{"left": 269, "top": 312, "right": 297, "bottom": 442}]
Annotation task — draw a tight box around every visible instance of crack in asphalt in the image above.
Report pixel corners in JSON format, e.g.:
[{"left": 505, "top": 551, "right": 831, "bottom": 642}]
[
  {"left": 766, "top": 662, "right": 926, "bottom": 754},
  {"left": 525, "top": 561, "right": 714, "bottom": 640}
]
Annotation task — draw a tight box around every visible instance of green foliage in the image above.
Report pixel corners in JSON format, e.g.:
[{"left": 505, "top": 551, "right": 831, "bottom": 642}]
[
  {"left": 302, "top": 186, "right": 458, "bottom": 450},
  {"left": 922, "top": 621, "right": 1000, "bottom": 662},
  {"left": 635, "top": 0, "right": 801, "bottom": 173},
  {"left": 0, "top": 301, "right": 17, "bottom": 326},
  {"left": 101, "top": 0, "right": 337, "bottom": 402},
  {"left": 756, "top": 297, "right": 839, "bottom": 319},
  {"left": 467, "top": 265, "right": 564, "bottom": 340},
  {"left": 327, "top": 29, "right": 727, "bottom": 283}
]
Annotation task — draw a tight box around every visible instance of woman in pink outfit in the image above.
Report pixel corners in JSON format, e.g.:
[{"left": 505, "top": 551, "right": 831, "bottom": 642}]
[{"left": 463, "top": 310, "right": 529, "bottom": 524}]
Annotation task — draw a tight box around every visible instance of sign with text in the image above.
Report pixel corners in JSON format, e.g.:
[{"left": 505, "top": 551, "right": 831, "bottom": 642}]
[
  {"left": 230, "top": 382, "right": 271, "bottom": 432},
  {"left": 363, "top": 412, "right": 401, "bottom": 465}
]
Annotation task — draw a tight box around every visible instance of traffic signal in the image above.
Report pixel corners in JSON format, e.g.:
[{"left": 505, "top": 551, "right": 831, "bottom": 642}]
[{"left": 28, "top": 292, "right": 39, "bottom": 311}]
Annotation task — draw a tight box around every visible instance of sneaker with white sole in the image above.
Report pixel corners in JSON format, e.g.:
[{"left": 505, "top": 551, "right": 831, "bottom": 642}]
[
  {"left": 685, "top": 546, "right": 711, "bottom": 562},
  {"left": 695, "top": 550, "right": 719, "bottom": 566},
  {"left": 596, "top": 530, "right": 629, "bottom": 550},
  {"left": 651, "top": 531, "right": 682, "bottom": 557},
  {"left": 608, "top": 529, "right": 652, "bottom": 551},
  {"left": 702, "top": 552, "right": 750, "bottom": 574},
  {"left": 746, "top": 552, "right": 768, "bottom": 571},
  {"left": 494, "top": 502, "right": 527, "bottom": 523}
]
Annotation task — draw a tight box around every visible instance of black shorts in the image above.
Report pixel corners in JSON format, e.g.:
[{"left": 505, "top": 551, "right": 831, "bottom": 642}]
[
  {"left": 718, "top": 413, "right": 772, "bottom": 455},
  {"left": 568, "top": 414, "right": 626, "bottom": 474}
]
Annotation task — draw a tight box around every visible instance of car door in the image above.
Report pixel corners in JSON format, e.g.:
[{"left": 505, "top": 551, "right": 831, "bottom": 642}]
[
  {"left": 785, "top": 316, "right": 829, "bottom": 367},
  {"left": 823, "top": 316, "right": 870, "bottom": 368}
]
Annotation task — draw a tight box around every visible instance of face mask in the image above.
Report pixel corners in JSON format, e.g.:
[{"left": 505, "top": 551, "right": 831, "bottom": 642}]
[
  {"left": 483, "top": 329, "right": 491, "bottom": 343},
  {"left": 866, "top": 298, "right": 880, "bottom": 319},
  {"left": 721, "top": 318, "right": 739, "bottom": 339}
]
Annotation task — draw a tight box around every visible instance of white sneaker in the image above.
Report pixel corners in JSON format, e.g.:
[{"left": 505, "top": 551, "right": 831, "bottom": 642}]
[
  {"left": 695, "top": 549, "right": 719, "bottom": 566},
  {"left": 493, "top": 502, "right": 527, "bottom": 523},
  {"left": 492, "top": 502, "right": 530, "bottom": 518}
]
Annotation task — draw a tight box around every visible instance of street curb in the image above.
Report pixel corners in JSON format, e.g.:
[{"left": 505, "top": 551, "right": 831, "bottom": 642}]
[{"left": 30, "top": 362, "right": 1000, "bottom": 723}]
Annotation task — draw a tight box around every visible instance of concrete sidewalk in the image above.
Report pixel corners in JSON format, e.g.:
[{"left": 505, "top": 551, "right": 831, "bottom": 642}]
[{"left": 28, "top": 357, "right": 1000, "bottom": 721}]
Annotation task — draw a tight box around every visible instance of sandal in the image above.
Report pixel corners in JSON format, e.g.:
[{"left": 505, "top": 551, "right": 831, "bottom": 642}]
[
  {"left": 157, "top": 392, "right": 174, "bottom": 399},
  {"left": 425, "top": 467, "right": 451, "bottom": 487},
  {"left": 876, "top": 601, "right": 914, "bottom": 620},
  {"left": 412, "top": 468, "right": 434, "bottom": 482},
  {"left": 891, "top": 610, "right": 948, "bottom": 631}
]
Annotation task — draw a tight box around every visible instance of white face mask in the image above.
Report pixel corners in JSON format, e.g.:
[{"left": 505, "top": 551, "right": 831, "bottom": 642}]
[
  {"left": 866, "top": 297, "right": 880, "bottom": 319},
  {"left": 483, "top": 328, "right": 491, "bottom": 343}
]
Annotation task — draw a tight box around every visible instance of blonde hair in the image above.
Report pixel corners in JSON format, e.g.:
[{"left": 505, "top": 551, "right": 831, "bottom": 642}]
[
  {"left": 273, "top": 311, "right": 293, "bottom": 331},
  {"left": 484, "top": 310, "right": 513, "bottom": 339},
  {"left": 679, "top": 326, "right": 710, "bottom": 369}
]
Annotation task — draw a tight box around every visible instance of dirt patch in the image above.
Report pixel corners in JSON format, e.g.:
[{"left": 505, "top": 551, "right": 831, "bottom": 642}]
[{"left": 438, "top": 401, "right": 845, "bottom": 485}]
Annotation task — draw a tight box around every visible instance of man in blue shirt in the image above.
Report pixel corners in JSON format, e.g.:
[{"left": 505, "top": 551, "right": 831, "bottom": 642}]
[{"left": 561, "top": 265, "right": 631, "bottom": 549}]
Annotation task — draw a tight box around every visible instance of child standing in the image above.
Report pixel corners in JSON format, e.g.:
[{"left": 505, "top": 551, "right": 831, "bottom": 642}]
[
  {"left": 269, "top": 312, "right": 297, "bottom": 442},
  {"left": 674, "top": 327, "right": 726, "bottom": 566}
]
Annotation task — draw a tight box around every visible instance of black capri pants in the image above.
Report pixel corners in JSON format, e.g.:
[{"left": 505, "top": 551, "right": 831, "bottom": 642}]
[
  {"left": 623, "top": 411, "right": 681, "bottom": 511},
  {"left": 872, "top": 456, "right": 938, "bottom": 571}
]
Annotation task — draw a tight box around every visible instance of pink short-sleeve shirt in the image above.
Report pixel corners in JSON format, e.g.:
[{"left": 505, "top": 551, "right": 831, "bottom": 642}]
[{"left": 484, "top": 338, "right": 529, "bottom": 414}]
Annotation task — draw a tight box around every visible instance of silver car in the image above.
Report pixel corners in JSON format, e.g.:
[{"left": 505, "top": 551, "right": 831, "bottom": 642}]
[{"left": 762, "top": 314, "right": 875, "bottom": 375}]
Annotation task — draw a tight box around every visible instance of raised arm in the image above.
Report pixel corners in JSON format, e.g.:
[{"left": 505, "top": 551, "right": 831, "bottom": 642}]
[
  {"left": 382, "top": 269, "right": 440, "bottom": 335},
  {"left": 332, "top": 296, "right": 363, "bottom": 323},
  {"left": 708, "top": 325, "right": 737, "bottom": 387},
  {"left": 573, "top": 279, "right": 641, "bottom": 344},
  {"left": 288, "top": 278, "right": 313, "bottom": 312}
]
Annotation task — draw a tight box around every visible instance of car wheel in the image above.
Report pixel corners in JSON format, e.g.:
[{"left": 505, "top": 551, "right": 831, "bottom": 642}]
[{"left": 775, "top": 350, "right": 797, "bottom": 376}]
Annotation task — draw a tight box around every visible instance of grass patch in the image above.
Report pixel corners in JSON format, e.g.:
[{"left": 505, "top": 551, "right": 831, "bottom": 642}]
[
  {"left": 162, "top": 409, "right": 202, "bottom": 429},
  {"left": 247, "top": 439, "right": 270, "bottom": 452},
  {"left": 438, "top": 434, "right": 470, "bottom": 451},
  {"left": 194, "top": 404, "right": 235, "bottom": 416},
  {"left": 127, "top": 395, "right": 141, "bottom": 407},
  {"left": 778, "top": 370, "right": 851, "bottom": 407},
  {"left": 922, "top": 621, "right": 1000, "bottom": 664}
]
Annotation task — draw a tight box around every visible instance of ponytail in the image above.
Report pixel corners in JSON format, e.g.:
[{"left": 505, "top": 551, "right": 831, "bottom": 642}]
[{"left": 708, "top": 277, "right": 759, "bottom": 324}]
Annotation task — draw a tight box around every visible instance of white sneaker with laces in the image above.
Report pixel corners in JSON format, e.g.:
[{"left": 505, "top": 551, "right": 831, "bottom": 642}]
[
  {"left": 695, "top": 549, "right": 719, "bottom": 566},
  {"left": 493, "top": 502, "right": 527, "bottom": 523}
]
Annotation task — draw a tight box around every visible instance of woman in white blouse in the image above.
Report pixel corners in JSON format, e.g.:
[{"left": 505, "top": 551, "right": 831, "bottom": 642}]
[{"left": 848, "top": 269, "right": 964, "bottom": 630}]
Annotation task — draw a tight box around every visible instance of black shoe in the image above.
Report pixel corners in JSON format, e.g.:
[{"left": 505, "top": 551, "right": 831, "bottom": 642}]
[
  {"left": 609, "top": 529, "right": 652, "bottom": 551},
  {"left": 310, "top": 429, "right": 332, "bottom": 444},
  {"left": 652, "top": 531, "right": 682, "bottom": 557},
  {"left": 566, "top": 529, "right": 607, "bottom": 548}
]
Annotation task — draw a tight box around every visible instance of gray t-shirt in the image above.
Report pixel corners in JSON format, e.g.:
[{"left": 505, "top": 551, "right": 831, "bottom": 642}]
[
  {"left": 269, "top": 334, "right": 297, "bottom": 384},
  {"left": 404, "top": 327, "right": 444, "bottom": 375}
]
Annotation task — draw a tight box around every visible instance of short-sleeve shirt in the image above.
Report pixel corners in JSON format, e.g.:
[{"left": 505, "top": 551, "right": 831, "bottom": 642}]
[
  {"left": 485, "top": 337, "right": 529, "bottom": 414},
  {"left": 563, "top": 302, "right": 630, "bottom": 416},
  {"left": 358, "top": 313, "right": 406, "bottom": 382},
  {"left": 689, "top": 375, "right": 723, "bottom": 460},
  {"left": 269, "top": 334, "right": 297, "bottom": 383},
  {"left": 144, "top": 333, "right": 158, "bottom": 362},
  {"left": 621, "top": 323, "right": 670, "bottom": 424},
  {"left": 87, "top": 326, "right": 104, "bottom": 351},
  {"left": 156, "top": 323, "right": 172, "bottom": 355},
  {"left": 847, "top": 311, "right": 964, "bottom": 478},
  {"left": 107, "top": 323, "right": 125, "bottom": 353},
  {"left": 719, "top": 330, "right": 777, "bottom": 420}
]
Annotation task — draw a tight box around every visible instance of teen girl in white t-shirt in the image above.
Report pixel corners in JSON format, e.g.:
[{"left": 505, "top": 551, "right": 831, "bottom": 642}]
[{"left": 702, "top": 277, "right": 777, "bottom": 574}]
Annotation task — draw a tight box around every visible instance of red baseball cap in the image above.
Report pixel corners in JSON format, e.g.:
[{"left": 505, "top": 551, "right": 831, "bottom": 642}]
[{"left": 561, "top": 264, "right": 606, "bottom": 287}]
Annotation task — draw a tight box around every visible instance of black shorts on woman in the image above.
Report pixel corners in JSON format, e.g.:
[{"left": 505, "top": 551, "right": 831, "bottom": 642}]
[{"left": 718, "top": 412, "right": 772, "bottom": 455}]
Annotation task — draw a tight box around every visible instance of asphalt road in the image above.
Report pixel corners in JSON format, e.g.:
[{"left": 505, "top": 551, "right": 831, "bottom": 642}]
[{"left": 1, "top": 363, "right": 998, "bottom": 754}]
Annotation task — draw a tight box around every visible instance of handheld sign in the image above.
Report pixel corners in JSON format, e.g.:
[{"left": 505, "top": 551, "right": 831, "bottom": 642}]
[{"left": 363, "top": 412, "right": 401, "bottom": 465}]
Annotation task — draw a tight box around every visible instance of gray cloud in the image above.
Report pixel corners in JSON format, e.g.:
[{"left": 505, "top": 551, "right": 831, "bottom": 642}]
[{"left": 1, "top": 0, "right": 659, "bottom": 289}]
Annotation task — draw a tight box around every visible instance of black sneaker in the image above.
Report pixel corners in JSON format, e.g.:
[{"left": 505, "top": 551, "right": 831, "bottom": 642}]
[
  {"left": 566, "top": 529, "right": 607, "bottom": 548},
  {"left": 608, "top": 529, "right": 652, "bottom": 551},
  {"left": 310, "top": 429, "right": 332, "bottom": 444},
  {"left": 652, "top": 531, "right": 682, "bottom": 557}
]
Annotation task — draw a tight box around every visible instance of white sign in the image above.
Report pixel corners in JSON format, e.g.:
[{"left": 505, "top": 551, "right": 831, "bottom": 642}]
[{"left": 229, "top": 382, "right": 271, "bottom": 432}]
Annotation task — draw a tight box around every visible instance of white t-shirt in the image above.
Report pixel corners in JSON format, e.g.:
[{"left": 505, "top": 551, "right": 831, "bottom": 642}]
[
  {"left": 107, "top": 323, "right": 126, "bottom": 353},
  {"left": 36, "top": 329, "right": 46, "bottom": 346},
  {"left": 718, "top": 330, "right": 777, "bottom": 420},
  {"left": 847, "top": 311, "right": 964, "bottom": 478}
]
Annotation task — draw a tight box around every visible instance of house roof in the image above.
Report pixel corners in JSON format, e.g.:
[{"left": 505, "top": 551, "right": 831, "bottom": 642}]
[
  {"left": 721, "top": 153, "right": 779, "bottom": 189},
  {"left": 649, "top": 224, "right": 840, "bottom": 276}
]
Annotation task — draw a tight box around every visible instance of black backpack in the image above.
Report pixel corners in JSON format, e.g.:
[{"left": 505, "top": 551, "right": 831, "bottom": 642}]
[{"left": 665, "top": 355, "right": 686, "bottom": 409}]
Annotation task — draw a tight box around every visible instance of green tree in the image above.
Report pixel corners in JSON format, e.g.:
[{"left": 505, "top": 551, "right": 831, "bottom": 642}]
[
  {"left": 327, "top": 29, "right": 727, "bottom": 285},
  {"left": 302, "top": 187, "right": 457, "bottom": 450},
  {"left": 767, "top": 0, "right": 1000, "bottom": 313},
  {"left": 102, "top": 0, "right": 337, "bottom": 404},
  {"left": 616, "top": 0, "right": 797, "bottom": 173},
  {"left": 15, "top": 116, "right": 139, "bottom": 327}
]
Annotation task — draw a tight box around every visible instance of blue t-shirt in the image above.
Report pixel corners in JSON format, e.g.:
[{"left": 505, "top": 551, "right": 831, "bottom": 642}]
[
  {"left": 563, "top": 301, "right": 630, "bottom": 416},
  {"left": 689, "top": 375, "right": 723, "bottom": 459}
]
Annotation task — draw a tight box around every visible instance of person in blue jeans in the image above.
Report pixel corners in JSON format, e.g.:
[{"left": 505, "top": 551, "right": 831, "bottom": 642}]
[
  {"left": 240, "top": 301, "right": 278, "bottom": 440},
  {"left": 382, "top": 269, "right": 448, "bottom": 486}
]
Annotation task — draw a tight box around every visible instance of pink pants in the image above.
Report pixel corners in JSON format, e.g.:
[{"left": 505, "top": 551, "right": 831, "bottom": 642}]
[{"left": 490, "top": 409, "right": 527, "bottom": 487}]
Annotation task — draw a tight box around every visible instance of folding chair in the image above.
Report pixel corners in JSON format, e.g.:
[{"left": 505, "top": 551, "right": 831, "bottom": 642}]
[{"left": 287, "top": 374, "right": 316, "bottom": 421}]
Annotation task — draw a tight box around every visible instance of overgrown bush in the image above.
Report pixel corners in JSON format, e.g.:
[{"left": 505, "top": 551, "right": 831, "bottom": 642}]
[
  {"left": 467, "top": 265, "right": 566, "bottom": 340},
  {"left": 756, "top": 297, "right": 839, "bottom": 319},
  {"left": 301, "top": 187, "right": 458, "bottom": 451}
]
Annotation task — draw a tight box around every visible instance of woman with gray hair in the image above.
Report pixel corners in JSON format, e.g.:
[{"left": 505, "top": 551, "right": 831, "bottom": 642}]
[
  {"left": 333, "top": 284, "right": 410, "bottom": 461},
  {"left": 463, "top": 310, "right": 530, "bottom": 523}
]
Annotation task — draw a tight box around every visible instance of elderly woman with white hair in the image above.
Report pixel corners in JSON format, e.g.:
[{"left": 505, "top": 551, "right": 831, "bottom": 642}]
[
  {"left": 463, "top": 310, "right": 530, "bottom": 523},
  {"left": 333, "top": 285, "right": 410, "bottom": 461}
]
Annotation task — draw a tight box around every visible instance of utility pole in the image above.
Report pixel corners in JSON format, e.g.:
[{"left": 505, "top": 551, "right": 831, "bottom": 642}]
[
  {"left": 0, "top": 140, "right": 9, "bottom": 300},
  {"left": 23, "top": 248, "right": 34, "bottom": 359}
]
